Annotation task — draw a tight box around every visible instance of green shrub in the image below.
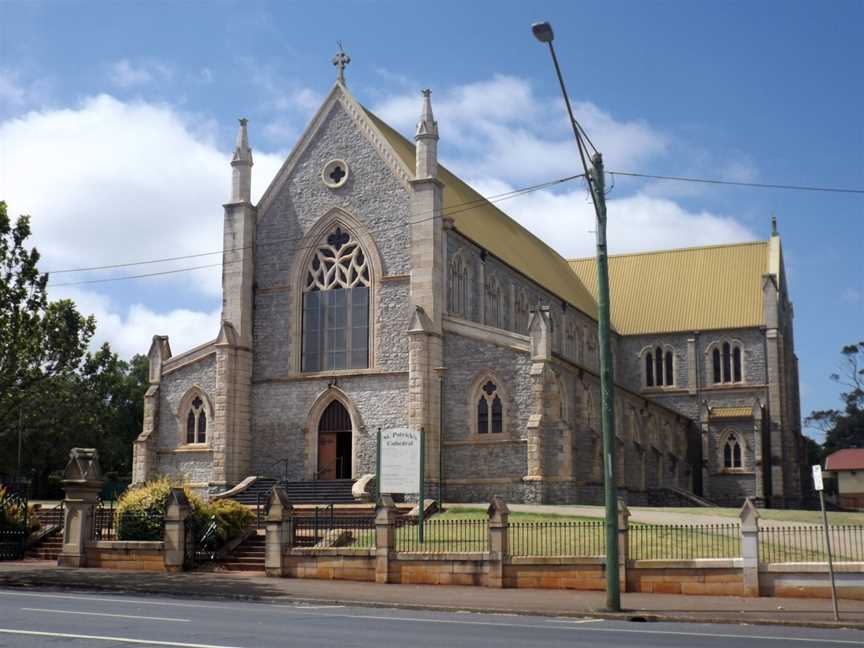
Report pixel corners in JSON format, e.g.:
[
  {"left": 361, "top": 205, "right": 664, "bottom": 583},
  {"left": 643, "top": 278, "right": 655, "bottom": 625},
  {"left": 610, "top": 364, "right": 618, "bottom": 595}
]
[
  {"left": 114, "top": 479, "right": 252, "bottom": 547},
  {"left": 0, "top": 485, "right": 40, "bottom": 536}
]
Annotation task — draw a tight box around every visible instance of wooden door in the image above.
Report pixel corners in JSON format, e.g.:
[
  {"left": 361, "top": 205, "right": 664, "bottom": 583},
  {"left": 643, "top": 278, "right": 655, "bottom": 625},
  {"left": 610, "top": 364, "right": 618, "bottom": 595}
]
[{"left": 317, "top": 433, "right": 337, "bottom": 479}]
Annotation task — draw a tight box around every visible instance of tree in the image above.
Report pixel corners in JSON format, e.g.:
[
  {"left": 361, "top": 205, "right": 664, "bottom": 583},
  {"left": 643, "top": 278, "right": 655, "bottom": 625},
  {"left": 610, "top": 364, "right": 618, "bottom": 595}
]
[
  {"left": 805, "top": 342, "right": 864, "bottom": 456},
  {"left": 0, "top": 201, "right": 95, "bottom": 436}
]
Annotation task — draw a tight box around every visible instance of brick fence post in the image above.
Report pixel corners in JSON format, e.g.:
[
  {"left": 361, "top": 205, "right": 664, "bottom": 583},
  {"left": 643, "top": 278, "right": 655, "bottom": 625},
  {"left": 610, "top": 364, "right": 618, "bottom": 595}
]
[
  {"left": 487, "top": 496, "right": 510, "bottom": 588},
  {"left": 58, "top": 448, "right": 104, "bottom": 568},
  {"left": 163, "top": 488, "right": 191, "bottom": 573},
  {"left": 739, "top": 497, "right": 761, "bottom": 596},
  {"left": 617, "top": 497, "right": 630, "bottom": 593},
  {"left": 265, "top": 486, "right": 294, "bottom": 577},
  {"left": 375, "top": 495, "right": 397, "bottom": 584}
]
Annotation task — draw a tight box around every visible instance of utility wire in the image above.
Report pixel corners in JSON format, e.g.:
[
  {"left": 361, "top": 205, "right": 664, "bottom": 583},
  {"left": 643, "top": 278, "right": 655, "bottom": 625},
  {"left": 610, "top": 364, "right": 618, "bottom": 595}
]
[
  {"left": 609, "top": 171, "right": 864, "bottom": 195},
  {"left": 46, "top": 173, "right": 584, "bottom": 276},
  {"left": 48, "top": 173, "right": 585, "bottom": 287}
]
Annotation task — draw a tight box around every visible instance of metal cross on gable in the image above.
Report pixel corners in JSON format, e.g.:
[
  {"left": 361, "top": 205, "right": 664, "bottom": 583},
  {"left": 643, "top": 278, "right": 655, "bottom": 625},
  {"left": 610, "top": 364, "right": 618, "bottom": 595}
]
[{"left": 332, "top": 45, "right": 350, "bottom": 84}]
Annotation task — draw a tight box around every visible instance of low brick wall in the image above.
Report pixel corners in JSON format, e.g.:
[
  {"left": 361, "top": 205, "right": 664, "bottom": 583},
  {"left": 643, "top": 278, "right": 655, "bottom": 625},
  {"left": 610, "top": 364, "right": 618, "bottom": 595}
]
[
  {"left": 628, "top": 559, "right": 750, "bottom": 596},
  {"left": 760, "top": 563, "right": 864, "bottom": 601},
  {"left": 394, "top": 553, "right": 489, "bottom": 586},
  {"left": 504, "top": 557, "right": 607, "bottom": 590},
  {"left": 84, "top": 541, "right": 165, "bottom": 572},
  {"left": 283, "top": 548, "right": 375, "bottom": 582}
]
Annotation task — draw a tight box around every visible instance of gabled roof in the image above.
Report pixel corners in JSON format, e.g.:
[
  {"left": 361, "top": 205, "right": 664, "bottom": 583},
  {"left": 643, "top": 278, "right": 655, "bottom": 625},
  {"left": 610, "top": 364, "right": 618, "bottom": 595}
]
[
  {"left": 569, "top": 241, "right": 770, "bottom": 335},
  {"left": 825, "top": 448, "right": 864, "bottom": 471},
  {"left": 363, "top": 110, "right": 599, "bottom": 320}
]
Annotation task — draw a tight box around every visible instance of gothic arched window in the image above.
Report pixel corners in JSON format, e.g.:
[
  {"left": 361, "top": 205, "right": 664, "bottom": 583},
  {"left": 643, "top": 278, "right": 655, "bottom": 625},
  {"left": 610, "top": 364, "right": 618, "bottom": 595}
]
[
  {"left": 485, "top": 274, "right": 505, "bottom": 329},
  {"left": 723, "top": 432, "right": 743, "bottom": 469},
  {"left": 514, "top": 288, "right": 530, "bottom": 335},
  {"left": 711, "top": 340, "right": 743, "bottom": 385},
  {"left": 644, "top": 346, "right": 674, "bottom": 388},
  {"left": 447, "top": 253, "right": 471, "bottom": 319},
  {"left": 301, "top": 226, "right": 370, "bottom": 372},
  {"left": 183, "top": 393, "right": 208, "bottom": 445},
  {"left": 475, "top": 379, "right": 504, "bottom": 434}
]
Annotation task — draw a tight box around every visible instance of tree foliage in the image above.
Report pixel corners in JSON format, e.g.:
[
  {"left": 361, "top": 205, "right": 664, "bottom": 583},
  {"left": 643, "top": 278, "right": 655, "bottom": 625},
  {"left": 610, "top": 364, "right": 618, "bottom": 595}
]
[
  {"left": 0, "top": 201, "right": 148, "bottom": 493},
  {"left": 0, "top": 200, "right": 95, "bottom": 432},
  {"left": 806, "top": 342, "right": 864, "bottom": 456}
]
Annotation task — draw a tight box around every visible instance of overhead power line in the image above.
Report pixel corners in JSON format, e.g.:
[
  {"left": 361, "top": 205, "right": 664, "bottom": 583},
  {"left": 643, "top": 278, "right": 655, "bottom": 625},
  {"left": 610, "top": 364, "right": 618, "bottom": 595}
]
[
  {"left": 47, "top": 173, "right": 585, "bottom": 286},
  {"left": 609, "top": 171, "right": 864, "bottom": 195}
]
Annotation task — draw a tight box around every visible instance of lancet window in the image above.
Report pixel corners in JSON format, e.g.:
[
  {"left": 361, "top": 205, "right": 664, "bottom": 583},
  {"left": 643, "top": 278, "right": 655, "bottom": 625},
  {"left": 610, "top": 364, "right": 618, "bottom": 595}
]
[
  {"left": 301, "top": 226, "right": 370, "bottom": 372},
  {"left": 485, "top": 274, "right": 505, "bottom": 329},
  {"left": 476, "top": 379, "right": 504, "bottom": 434},
  {"left": 184, "top": 394, "right": 207, "bottom": 444},
  {"left": 711, "top": 341, "right": 743, "bottom": 384},
  {"left": 722, "top": 432, "right": 743, "bottom": 469},
  {"left": 644, "top": 346, "right": 674, "bottom": 387},
  {"left": 514, "top": 288, "right": 530, "bottom": 334},
  {"left": 447, "top": 253, "right": 471, "bottom": 319}
]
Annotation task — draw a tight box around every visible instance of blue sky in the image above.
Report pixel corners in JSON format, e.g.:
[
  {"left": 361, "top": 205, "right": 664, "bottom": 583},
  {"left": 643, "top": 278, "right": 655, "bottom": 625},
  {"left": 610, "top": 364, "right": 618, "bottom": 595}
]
[{"left": 0, "top": 0, "right": 861, "bottom": 440}]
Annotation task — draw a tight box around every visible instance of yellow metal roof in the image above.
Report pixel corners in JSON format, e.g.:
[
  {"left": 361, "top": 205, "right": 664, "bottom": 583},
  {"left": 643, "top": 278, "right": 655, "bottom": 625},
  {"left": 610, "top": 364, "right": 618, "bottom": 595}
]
[
  {"left": 569, "top": 241, "right": 769, "bottom": 335},
  {"left": 710, "top": 406, "right": 755, "bottom": 419},
  {"left": 364, "top": 108, "right": 599, "bottom": 319}
]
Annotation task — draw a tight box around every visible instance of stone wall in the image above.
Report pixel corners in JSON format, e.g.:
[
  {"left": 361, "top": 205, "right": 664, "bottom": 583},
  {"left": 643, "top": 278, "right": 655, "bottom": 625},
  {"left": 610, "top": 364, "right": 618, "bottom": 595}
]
[
  {"left": 155, "top": 353, "right": 218, "bottom": 485},
  {"left": 84, "top": 541, "right": 166, "bottom": 572},
  {"left": 446, "top": 230, "right": 599, "bottom": 372},
  {"left": 250, "top": 373, "right": 408, "bottom": 479}
]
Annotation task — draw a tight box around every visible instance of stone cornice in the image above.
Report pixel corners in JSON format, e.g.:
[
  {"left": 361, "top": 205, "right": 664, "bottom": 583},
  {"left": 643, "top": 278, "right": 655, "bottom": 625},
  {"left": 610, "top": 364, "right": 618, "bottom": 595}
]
[
  {"left": 443, "top": 315, "right": 530, "bottom": 353},
  {"left": 254, "top": 369, "right": 408, "bottom": 384}
]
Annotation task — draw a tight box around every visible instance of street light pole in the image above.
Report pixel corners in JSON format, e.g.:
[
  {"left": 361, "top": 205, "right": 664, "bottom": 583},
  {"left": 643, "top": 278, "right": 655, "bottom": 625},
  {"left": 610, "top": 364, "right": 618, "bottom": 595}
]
[{"left": 532, "top": 21, "right": 620, "bottom": 612}]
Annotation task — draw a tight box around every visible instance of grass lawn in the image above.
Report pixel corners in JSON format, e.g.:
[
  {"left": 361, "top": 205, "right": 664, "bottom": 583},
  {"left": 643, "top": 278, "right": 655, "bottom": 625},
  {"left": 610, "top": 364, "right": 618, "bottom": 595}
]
[{"left": 637, "top": 506, "right": 864, "bottom": 525}]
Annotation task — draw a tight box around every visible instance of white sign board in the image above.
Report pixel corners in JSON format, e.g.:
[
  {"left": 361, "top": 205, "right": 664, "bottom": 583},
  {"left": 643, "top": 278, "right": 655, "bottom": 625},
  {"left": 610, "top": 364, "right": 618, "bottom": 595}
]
[
  {"left": 812, "top": 464, "right": 824, "bottom": 491},
  {"left": 380, "top": 427, "right": 421, "bottom": 494}
]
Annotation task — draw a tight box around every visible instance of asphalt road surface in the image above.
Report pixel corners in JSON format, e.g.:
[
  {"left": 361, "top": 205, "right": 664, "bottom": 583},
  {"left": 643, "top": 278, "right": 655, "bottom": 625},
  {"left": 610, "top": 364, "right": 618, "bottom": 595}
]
[{"left": 0, "top": 589, "right": 862, "bottom": 647}]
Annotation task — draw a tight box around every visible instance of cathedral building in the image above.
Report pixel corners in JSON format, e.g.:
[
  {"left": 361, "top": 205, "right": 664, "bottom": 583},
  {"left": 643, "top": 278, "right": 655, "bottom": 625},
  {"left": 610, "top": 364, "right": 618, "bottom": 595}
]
[{"left": 132, "top": 59, "right": 805, "bottom": 508}]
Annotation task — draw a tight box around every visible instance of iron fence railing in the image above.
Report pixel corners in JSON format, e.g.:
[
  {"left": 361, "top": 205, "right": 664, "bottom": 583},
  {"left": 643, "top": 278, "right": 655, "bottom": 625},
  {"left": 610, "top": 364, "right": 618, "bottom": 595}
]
[
  {"left": 293, "top": 507, "right": 375, "bottom": 549},
  {"left": 93, "top": 499, "right": 116, "bottom": 540},
  {"left": 509, "top": 520, "right": 605, "bottom": 557},
  {"left": 628, "top": 523, "right": 741, "bottom": 560},
  {"left": 395, "top": 517, "right": 488, "bottom": 553},
  {"left": 759, "top": 525, "right": 864, "bottom": 563}
]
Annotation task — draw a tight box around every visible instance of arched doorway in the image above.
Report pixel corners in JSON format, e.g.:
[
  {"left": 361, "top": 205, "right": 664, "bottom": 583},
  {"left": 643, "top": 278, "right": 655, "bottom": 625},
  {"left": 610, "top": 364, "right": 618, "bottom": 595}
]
[{"left": 317, "top": 400, "right": 352, "bottom": 479}]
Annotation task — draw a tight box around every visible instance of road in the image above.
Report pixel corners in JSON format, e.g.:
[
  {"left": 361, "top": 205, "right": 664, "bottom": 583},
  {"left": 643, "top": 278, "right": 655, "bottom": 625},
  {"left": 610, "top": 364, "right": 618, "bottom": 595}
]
[{"left": 0, "top": 589, "right": 862, "bottom": 647}]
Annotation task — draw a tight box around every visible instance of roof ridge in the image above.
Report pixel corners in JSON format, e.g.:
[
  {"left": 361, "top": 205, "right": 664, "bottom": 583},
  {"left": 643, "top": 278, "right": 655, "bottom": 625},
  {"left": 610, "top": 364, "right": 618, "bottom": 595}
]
[{"left": 568, "top": 239, "right": 767, "bottom": 263}]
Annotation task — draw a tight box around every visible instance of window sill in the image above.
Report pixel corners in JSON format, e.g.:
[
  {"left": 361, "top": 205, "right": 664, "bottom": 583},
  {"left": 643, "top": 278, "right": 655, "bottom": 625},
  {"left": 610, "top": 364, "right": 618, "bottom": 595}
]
[
  {"left": 717, "top": 469, "right": 754, "bottom": 476},
  {"left": 445, "top": 435, "right": 519, "bottom": 446},
  {"left": 169, "top": 445, "right": 212, "bottom": 454}
]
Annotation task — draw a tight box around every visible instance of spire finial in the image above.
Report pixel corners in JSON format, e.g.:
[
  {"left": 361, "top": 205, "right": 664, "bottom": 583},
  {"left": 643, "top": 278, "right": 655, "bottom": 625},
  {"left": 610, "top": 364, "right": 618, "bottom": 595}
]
[
  {"left": 771, "top": 213, "right": 778, "bottom": 236},
  {"left": 416, "top": 88, "right": 438, "bottom": 140},
  {"left": 232, "top": 117, "right": 252, "bottom": 165},
  {"left": 332, "top": 42, "right": 350, "bottom": 84}
]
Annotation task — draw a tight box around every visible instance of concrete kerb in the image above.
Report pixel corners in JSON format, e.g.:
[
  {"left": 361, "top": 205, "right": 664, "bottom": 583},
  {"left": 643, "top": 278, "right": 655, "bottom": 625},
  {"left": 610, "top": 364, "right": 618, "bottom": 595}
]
[{"left": 1, "top": 567, "right": 862, "bottom": 631}]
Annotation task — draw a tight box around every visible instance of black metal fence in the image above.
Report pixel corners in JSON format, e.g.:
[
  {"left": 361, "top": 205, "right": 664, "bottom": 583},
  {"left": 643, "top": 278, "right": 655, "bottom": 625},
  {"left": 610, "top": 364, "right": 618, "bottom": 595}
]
[
  {"left": 759, "top": 525, "right": 864, "bottom": 563},
  {"left": 509, "top": 520, "right": 605, "bottom": 557},
  {"left": 293, "top": 507, "right": 375, "bottom": 549},
  {"left": 628, "top": 523, "right": 741, "bottom": 560},
  {"left": 0, "top": 486, "right": 29, "bottom": 561},
  {"left": 395, "top": 517, "right": 488, "bottom": 553},
  {"left": 93, "top": 499, "right": 116, "bottom": 540}
]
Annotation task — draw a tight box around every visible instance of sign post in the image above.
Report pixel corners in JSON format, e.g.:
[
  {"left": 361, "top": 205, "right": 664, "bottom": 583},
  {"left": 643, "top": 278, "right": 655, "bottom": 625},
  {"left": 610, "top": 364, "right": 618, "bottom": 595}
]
[
  {"left": 379, "top": 426, "right": 425, "bottom": 544},
  {"left": 813, "top": 464, "right": 839, "bottom": 621}
]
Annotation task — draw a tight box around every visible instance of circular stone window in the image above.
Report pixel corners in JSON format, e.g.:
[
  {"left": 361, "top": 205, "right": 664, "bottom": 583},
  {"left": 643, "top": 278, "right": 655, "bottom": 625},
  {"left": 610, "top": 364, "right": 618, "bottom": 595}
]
[{"left": 322, "top": 159, "right": 349, "bottom": 189}]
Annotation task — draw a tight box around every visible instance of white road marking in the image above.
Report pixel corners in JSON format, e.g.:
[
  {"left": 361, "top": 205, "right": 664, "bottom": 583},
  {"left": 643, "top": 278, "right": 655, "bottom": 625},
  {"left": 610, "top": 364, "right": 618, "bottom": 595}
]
[
  {"left": 21, "top": 607, "right": 191, "bottom": 622},
  {"left": 546, "top": 618, "right": 604, "bottom": 624},
  {"left": 0, "top": 628, "right": 243, "bottom": 648},
  {"left": 1, "top": 590, "right": 860, "bottom": 643}
]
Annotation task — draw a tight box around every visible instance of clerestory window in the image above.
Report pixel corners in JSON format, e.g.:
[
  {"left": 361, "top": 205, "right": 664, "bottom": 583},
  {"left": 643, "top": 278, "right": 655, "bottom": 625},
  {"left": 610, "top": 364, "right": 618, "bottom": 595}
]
[
  {"left": 301, "top": 226, "right": 370, "bottom": 372},
  {"left": 645, "top": 346, "right": 674, "bottom": 388},
  {"left": 712, "top": 341, "right": 743, "bottom": 384}
]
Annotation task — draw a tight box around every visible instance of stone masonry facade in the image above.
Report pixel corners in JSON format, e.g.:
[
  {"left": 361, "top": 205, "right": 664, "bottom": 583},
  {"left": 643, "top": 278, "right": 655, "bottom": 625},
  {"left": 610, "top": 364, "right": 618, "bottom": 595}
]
[{"left": 132, "top": 68, "right": 803, "bottom": 508}]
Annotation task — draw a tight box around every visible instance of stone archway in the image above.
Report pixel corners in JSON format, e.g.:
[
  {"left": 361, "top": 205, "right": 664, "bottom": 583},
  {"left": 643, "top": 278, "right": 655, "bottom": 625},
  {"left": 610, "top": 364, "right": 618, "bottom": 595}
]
[
  {"left": 317, "top": 400, "right": 353, "bottom": 480},
  {"left": 305, "top": 388, "right": 362, "bottom": 480}
]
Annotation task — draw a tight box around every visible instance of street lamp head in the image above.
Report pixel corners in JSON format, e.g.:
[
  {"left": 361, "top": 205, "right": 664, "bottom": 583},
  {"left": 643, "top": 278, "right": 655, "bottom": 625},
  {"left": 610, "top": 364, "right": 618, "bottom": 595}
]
[{"left": 531, "top": 21, "right": 554, "bottom": 43}]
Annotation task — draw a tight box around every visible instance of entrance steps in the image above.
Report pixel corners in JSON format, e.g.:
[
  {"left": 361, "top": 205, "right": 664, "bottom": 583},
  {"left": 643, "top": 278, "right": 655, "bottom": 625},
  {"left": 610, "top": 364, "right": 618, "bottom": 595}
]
[
  {"left": 213, "top": 532, "right": 265, "bottom": 572},
  {"left": 230, "top": 478, "right": 356, "bottom": 506},
  {"left": 24, "top": 531, "right": 62, "bottom": 561}
]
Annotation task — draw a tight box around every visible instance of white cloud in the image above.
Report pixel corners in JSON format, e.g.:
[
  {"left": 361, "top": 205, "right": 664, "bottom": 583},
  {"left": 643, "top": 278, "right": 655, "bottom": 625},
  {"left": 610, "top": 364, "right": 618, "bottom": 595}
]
[
  {"left": 1, "top": 94, "right": 283, "bottom": 298},
  {"left": 372, "top": 75, "right": 668, "bottom": 184},
  {"left": 54, "top": 287, "right": 220, "bottom": 359},
  {"left": 108, "top": 59, "right": 173, "bottom": 88},
  {"left": 468, "top": 177, "right": 756, "bottom": 259},
  {"left": 0, "top": 69, "right": 52, "bottom": 112}
]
